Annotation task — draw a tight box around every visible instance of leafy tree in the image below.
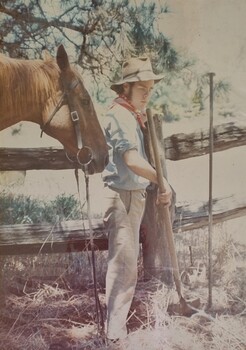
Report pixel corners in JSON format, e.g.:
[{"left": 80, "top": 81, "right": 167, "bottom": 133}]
[
  {"left": 0, "top": 0, "right": 230, "bottom": 118},
  {"left": 0, "top": 1, "right": 183, "bottom": 77}
]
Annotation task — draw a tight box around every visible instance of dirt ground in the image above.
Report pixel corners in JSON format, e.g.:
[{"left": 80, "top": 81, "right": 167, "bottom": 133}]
[{"left": 0, "top": 218, "right": 245, "bottom": 350}]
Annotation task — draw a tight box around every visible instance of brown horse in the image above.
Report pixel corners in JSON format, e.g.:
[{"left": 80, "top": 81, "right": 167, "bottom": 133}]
[{"left": 0, "top": 45, "right": 108, "bottom": 174}]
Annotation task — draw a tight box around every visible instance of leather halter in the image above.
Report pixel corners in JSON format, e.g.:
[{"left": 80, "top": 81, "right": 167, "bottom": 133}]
[{"left": 40, "top": 78, "right": 93, "bottom": 170}]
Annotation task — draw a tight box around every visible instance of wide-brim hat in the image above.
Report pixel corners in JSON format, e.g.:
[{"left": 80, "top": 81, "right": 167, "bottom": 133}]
[{"left": 110, "top": 56, "right": 164, "bottom": 91}]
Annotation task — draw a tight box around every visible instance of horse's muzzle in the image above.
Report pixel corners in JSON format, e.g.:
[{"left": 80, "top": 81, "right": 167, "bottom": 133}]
[
  {"left": 65, "top": 146, "right": 93, "bottom": 170},
  {"left": 66, "top": 147, "right": 108, "bottom": 174}
]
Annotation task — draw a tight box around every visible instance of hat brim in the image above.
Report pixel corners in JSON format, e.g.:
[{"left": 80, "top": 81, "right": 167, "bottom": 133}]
[{"left": 110, "top": 72, "right": 164, "bottom": 91}]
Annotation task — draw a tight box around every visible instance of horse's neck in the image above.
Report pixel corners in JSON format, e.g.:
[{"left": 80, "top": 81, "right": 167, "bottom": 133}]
[
  {"left": 0, "top": 113, "right": 41, "bottom": 131},
  {"left": 0, "top": 100, "right": 43, "bottom": 131},
  {"left": 0, "top": 57, "right": 59, "bottom": 131}
]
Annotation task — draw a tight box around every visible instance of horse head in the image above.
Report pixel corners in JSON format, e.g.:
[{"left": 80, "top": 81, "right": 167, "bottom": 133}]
[{"left": 41, "top": 45, "right": 109, "bottom": 174}]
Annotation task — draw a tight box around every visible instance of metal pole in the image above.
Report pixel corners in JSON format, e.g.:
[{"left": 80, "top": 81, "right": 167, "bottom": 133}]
[{"left": 208, "top": 72, "right": 215, "bottom": 309}]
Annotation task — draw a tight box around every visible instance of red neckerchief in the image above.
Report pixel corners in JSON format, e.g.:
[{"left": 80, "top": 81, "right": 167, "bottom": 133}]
[{"left": 111, "top": 95, "right": 146, "bottom": 129}]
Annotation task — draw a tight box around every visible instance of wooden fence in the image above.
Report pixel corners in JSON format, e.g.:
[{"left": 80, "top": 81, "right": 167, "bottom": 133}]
[{"left": 0, "top": 120, "right": 245, "bottom": 257}]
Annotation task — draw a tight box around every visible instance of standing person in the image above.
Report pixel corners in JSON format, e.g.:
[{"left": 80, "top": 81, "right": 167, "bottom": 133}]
[{"left": 102, "top": 56, "right": 172, "bottom": 345}]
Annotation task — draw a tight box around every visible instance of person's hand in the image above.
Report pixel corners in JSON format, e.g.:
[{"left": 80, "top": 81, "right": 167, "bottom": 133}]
[{"left": 156, "top": 180, "right": 172, "bottom": 207}]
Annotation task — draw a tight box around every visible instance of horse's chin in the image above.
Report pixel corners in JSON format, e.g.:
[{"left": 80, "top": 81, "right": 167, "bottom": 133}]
[
  {"left": 80, "top": 162, "right": 101, "bottom": 175},
  {"left": 87, "top": 165, "right": 96, "bottom": 175},
  {"left": 65, "top": 150, "right": 96, "bottom": 174},
  {"left": 85, "top": 161, "right": 105, "bottom": 175},
  {"left": 87, "top": 154, "right": 109, "bottom": 175},
  {"left": 65, "top": 146, "right": 108, "bottom": 174}
]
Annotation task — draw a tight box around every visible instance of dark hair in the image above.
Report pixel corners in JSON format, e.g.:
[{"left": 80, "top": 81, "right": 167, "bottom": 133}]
[
  {"left": 114, "top": 82, "right": 135, "bottom": 96},
  {"left": 114, "top": 84, "right": 124, "bottom": 95}
]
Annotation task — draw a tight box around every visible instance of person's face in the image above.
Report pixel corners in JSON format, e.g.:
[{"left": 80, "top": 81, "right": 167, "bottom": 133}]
[{"left": 123, "top": 80, "right": 154, "bottom": 111}]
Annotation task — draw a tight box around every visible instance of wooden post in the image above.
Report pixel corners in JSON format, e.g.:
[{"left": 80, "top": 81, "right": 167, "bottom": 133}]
[
  {"left": 141, "top": 114, "right": 176, "bottom": 286},
  {"left": 0, "top": 258, "right": 5, "bottom": 307}
]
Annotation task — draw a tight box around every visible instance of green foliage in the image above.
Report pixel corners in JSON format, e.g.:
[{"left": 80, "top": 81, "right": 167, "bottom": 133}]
[
  {"left": 192, "top": 85, "right": 204, "bottom": 111},
  {"left": 0, "top": 0, "right": 180, "bottom": 78},
  {"left": 214, "top": 80, "right": 231, "bottom": 98},
  {"left": 0, "top": 0, "right": 232, "bottom": 121},
  {"left": 0, "top": 192, "right": 82, "bottom": 225}
]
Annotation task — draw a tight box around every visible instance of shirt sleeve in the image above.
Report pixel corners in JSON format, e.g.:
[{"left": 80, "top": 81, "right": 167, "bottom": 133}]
[{"left": 104, "top": 107, "right": 138, "bottom": 156}]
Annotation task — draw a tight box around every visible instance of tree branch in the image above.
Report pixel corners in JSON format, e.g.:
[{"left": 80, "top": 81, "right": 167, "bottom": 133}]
[{"left": 0, "top": 3, "right": 97, "bottom": 35}]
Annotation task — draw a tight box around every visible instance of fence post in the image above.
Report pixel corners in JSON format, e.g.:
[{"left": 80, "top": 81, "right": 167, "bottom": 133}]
[
  {"left": 141, "top": 114, "right": 176, "bottom": 285},
  {"left": 0, "top": 259, "right": 5, "bottom": 307}
]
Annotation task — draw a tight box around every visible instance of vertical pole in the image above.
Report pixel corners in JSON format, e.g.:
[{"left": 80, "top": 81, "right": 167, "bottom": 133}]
[
  {"left": 208, "top": 72, "right": 215, "bottom": 309},
  {"left": 141, "top": 114, "right": 174, "bottom": 285},
  {"left": 146, "top": 109, "right": 183, "bottom": 299}
]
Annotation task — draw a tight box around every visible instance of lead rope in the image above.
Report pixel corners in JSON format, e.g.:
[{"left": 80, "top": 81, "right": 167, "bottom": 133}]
[{"left": 74, "top": 168, "right": 105, "bottom": 338}]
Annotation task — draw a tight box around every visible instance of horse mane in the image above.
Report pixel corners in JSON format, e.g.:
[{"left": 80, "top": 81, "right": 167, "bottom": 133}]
[{"left": 0, "top": 53, "right": 61, "bottom": 118}]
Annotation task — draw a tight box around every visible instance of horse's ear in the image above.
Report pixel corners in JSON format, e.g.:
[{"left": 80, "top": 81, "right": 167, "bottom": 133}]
[{"left": 56, "top": 44, "right": 69, "bottom": 71}]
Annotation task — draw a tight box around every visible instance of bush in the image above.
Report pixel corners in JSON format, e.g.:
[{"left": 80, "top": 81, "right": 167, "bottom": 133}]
[{"left": 0, "top": 192, "right": 82, "bottom": 225}]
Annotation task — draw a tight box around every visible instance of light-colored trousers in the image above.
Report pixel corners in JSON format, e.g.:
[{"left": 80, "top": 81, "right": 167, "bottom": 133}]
[{"left": 102, "top": 186, "right": 146, "bottom": 340}]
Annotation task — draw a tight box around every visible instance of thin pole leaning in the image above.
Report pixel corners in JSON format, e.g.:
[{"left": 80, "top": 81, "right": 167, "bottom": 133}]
[
  {"left": 146, "top": 108, "right": 183, "bottom": 300},
  {"left": 208, "top": 72, "right": 215, "bottom": 309},
  {"left": 146, "top": 109, "right": 201, "bottom": 316}
]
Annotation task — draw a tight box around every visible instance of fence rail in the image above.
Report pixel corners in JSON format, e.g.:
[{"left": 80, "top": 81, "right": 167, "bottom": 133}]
[
  {"left": 0, "top": 195, "right": 245, "bottom": 256},
  {"left": 0, "top": 121, "right": 245, "bottom": 170},
  {"left": 0, "top": 119, "right": 245, "bottom": 257}
]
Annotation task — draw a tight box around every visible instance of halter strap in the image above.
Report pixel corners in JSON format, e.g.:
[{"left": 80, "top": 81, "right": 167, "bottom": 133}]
[
  {"left": 70, "top": 110, "right": 83, "bottom": 150},
  {"left": 40, "top": 79, "right": 79, "bottom": 138},
  {"left": 40, "top": 78, "right": 93, "bottom": 169},
  {"left": 40, "top": 92, "right": 66, "bottom": 137}
]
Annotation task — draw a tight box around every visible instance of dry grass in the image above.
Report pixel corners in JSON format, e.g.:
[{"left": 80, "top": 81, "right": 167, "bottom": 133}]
[{"left": 0, "top": 220, "right": 245, "bottom": 350}]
